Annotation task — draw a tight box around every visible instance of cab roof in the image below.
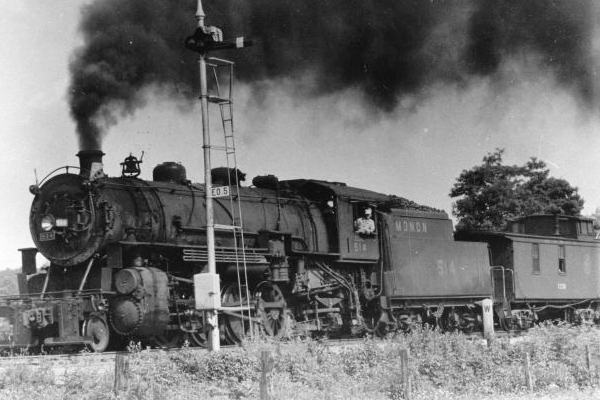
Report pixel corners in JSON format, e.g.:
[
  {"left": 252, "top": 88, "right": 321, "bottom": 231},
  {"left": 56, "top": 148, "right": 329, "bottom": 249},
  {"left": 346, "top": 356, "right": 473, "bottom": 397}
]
[
  {"left": 280, "top": 179, "right": 444, "bottom": 214},
  {"left": 281, "top": 179, "right": 389, "bottom": 203}
]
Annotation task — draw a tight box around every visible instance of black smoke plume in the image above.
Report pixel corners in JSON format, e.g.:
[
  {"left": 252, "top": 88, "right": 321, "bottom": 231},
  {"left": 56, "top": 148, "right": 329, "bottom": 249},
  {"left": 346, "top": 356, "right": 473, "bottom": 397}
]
[
  {"left": 69, "top": 0, "right": 595, "bottom": 149},
  {"left": 69, "top": 1, "right": 197, "bottom": 149}
]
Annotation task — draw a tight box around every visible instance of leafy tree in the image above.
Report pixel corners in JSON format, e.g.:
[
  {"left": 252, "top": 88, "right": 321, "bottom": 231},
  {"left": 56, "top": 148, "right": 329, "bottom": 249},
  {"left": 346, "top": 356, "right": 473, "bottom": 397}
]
[
  {"left": 450, "top": 149, "right": 583, "bottom": 231},
  {"left": 0, "top": 269, "right": 18, "bottom": 296}
]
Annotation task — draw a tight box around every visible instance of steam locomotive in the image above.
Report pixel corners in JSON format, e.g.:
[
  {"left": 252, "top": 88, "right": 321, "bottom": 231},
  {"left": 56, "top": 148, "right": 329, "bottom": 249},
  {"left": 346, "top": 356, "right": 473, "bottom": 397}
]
[{"left": 1, "top": 150, "right": 599, "bottom": 352}]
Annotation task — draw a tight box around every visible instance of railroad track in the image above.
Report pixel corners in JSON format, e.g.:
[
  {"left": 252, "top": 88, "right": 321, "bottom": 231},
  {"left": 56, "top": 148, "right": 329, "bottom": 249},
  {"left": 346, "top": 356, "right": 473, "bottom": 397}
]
[
  {"left": 0, "top": 329, "right": 526, "bottom": 371},
  {"left": 0, "top": 337, "right": 367, "bottom": 367}
]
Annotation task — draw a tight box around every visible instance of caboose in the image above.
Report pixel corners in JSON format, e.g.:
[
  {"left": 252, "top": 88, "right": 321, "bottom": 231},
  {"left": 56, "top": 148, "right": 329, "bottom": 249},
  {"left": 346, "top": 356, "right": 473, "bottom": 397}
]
[{"left": 456, "top": 215, "right": 600, "bottom": 330}]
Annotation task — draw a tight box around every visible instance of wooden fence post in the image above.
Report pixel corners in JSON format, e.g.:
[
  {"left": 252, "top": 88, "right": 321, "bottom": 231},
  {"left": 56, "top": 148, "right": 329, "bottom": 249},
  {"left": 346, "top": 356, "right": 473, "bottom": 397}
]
[
  {"left": 524, "top": 352, "right": 534, "bottom": 391},
  {"left": 400, "top": 348, "right": 412, "bottom": 400},
  {"left": 586, "top": 345, "right": 591, "bottom": 371},
  {"left": 114, "top": 353, "right": 129, "bottom": 395},
  {"left": 260, "top": 350, "right": 275, "bottom": 400}
]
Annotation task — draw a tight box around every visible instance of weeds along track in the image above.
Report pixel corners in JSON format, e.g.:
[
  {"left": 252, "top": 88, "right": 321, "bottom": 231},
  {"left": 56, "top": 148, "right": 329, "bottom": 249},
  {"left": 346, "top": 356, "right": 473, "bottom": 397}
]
[
  {"left": 0, "top": 351, "right": 116, "bottom": 373},
  {"left": 0, "top": 330, "right": 523, "bottom": 372},
  {"left": 0, "top": 329, "right": 566, "bottom": 390},
  {"left": 0, "top": 337, "right": 367, "bottom": 368}
]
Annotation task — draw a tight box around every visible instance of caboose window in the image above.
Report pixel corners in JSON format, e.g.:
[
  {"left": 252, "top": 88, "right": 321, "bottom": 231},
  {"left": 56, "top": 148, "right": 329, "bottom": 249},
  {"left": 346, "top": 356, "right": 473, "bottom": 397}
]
[
  {"left": 558, "top": 245, "right": 566, "bottom": 274},
  {"left": 532, "top": 243, "right": 540, "bottom": 274}
]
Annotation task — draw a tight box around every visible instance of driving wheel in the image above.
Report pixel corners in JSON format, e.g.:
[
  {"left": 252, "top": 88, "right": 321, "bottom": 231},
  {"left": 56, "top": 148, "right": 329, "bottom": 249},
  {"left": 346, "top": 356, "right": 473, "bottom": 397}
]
[
  {"left": 221, "top": 283, "right": 255, "bottom": 344},
  {"left": 83, "top": 316, "right": 110, "bottom": 352},
  {"left": 255, "top": 282, "right": 288, "bottom": 338}
]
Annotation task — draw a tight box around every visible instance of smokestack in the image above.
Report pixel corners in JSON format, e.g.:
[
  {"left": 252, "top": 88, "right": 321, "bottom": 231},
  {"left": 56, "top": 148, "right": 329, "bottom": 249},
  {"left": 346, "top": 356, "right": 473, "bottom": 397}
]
[{"left": 76, "top": 150, "right": 105, "bottom": 180}]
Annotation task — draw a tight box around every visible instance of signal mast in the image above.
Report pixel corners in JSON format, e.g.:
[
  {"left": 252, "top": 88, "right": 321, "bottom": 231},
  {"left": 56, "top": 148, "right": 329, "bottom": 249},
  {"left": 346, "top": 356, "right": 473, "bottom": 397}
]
[{"left": 185, "top": 0, "right": 252, "bottom": 351}]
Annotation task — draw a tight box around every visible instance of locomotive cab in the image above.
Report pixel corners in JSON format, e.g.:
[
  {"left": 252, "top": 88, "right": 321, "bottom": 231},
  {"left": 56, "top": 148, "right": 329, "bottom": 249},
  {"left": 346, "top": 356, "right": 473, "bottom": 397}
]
[{"left": 281, "top": 179, "right": 388, "bottom": 261}]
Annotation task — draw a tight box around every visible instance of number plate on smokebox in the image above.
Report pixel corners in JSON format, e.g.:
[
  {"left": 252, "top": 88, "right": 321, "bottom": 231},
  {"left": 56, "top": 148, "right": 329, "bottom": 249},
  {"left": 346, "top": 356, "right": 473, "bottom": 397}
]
[{"left": 39, "top": 231, "right": 55, "bottom": 241}]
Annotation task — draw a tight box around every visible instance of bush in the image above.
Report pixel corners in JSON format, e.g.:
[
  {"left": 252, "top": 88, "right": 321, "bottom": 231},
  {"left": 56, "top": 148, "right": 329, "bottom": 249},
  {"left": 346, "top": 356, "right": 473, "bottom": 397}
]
[
  {"left": 170, "top": 347, "right": 259, "bottom": 382},
  {"left": 3, "top": 323, "right": 600, "bottom": 399}
]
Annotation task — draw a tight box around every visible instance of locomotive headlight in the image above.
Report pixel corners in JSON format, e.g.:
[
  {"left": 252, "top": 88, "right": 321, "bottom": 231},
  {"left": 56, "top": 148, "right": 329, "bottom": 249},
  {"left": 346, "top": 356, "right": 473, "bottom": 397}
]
[{"left": 40, "top": 215, "right": 55, "bottom": 231}]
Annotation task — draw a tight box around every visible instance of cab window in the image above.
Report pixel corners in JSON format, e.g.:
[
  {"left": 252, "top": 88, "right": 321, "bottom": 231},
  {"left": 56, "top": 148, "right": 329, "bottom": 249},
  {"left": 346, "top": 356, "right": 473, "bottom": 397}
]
[{"left": 353, "top": 204, "right": 376, "bottom": 236}]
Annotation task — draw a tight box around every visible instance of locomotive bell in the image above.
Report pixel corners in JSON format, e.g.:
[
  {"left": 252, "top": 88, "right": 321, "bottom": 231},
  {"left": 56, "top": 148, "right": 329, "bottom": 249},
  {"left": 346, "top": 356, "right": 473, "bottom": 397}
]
[{"left": 121, "top": 152, "right": 143, "bottom": 178}]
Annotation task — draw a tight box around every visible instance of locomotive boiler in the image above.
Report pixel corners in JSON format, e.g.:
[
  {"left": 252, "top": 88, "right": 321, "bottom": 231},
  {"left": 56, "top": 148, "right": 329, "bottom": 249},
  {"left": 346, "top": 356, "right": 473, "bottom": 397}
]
[{"left": 0, "top": 149, "right": 495, "bottom": 351}]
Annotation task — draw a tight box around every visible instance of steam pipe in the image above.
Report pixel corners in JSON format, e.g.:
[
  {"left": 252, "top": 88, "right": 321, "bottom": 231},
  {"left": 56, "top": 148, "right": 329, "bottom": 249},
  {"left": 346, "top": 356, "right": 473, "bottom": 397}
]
[{"left": 77, "top": 257, "right": 96, "bottom": 296}]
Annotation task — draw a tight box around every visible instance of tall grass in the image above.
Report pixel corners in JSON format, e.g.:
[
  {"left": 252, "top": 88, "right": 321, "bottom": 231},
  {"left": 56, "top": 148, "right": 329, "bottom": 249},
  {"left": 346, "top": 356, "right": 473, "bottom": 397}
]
[{"left": 2, "top": 323, "right": 600, "bottom": 400}]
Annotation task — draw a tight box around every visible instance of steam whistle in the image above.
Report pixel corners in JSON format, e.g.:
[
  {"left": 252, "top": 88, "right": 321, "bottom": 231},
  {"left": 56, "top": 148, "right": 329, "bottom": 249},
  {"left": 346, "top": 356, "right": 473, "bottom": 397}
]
[{"left": 185, "top": 26, "right": 253, "bottom": 54}]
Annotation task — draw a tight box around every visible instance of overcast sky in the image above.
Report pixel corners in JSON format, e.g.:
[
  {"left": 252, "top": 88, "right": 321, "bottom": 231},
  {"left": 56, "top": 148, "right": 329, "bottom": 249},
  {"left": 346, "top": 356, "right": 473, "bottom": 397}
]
[{"left": 1, "top": 1, "right": 600, "bottom": 270}]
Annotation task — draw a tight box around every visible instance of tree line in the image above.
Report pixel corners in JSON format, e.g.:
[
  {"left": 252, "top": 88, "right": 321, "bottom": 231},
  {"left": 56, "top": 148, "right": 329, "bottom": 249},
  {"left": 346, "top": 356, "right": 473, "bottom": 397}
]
[{"left": 450, "top": 148, "right": 585, "bottom": 231}]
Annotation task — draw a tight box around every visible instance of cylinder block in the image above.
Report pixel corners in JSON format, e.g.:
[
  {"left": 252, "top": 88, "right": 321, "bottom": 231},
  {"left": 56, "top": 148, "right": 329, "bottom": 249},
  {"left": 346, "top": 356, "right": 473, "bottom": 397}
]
[
  {"left": 111, "top": 297, "right": 142, "bottom": 335},
  {"left": 109, "top": 267, "right": 169, "bottom": 336},
  {"left": 114, "top": 268, "right": 140, "bottom": 295}
]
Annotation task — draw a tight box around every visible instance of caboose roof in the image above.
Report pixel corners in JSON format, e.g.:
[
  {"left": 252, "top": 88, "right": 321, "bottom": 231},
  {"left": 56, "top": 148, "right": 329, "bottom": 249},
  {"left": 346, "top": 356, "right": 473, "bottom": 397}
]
[{"left": 456, "top": 213, "right": 599, "bottom": 243}]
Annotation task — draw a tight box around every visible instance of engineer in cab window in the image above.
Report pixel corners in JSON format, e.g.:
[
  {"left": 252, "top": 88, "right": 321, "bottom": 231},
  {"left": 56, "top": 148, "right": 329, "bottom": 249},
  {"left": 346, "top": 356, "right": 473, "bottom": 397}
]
[{"left": 354, "top": 207, "right": 376, "bottom": 235}]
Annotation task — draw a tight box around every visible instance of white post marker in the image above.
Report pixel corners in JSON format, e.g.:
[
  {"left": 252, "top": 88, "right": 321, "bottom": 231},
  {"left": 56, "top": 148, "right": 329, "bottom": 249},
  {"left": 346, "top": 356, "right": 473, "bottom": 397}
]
[{"left": 481, "top": 298, "right": 494, "bottom": 341}]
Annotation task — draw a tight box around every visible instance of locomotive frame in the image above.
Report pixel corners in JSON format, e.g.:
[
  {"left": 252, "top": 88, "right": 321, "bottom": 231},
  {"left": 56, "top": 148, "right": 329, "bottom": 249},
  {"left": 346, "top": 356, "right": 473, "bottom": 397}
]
[
  {"left": 0, "top": 150, "right": 496, "bottom": 352},
  {"left": 1, "top": 150, "right": 599, "bottom": 353}
]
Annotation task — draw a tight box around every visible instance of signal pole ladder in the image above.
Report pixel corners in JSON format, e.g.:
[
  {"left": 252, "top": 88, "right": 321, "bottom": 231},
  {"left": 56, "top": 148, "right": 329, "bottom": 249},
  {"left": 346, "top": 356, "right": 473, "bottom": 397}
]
[{"left": 206, "top": 57, "right": 253, "bottom": 339}]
